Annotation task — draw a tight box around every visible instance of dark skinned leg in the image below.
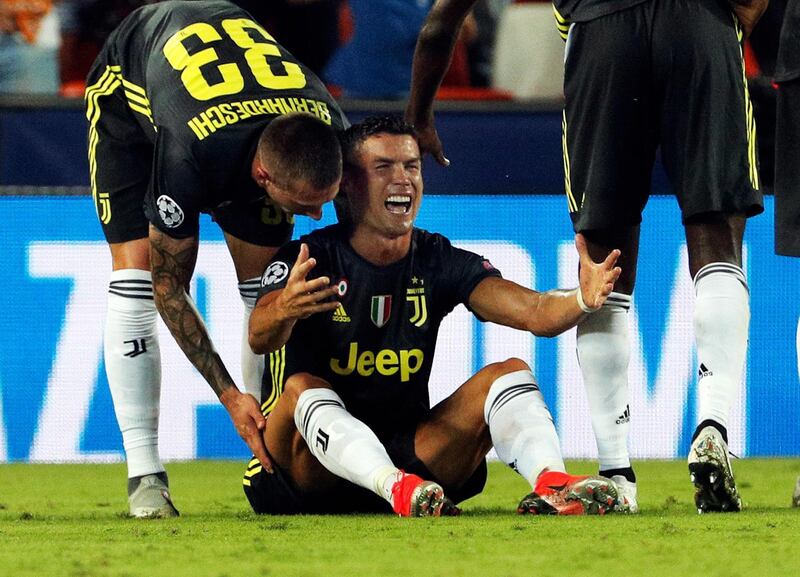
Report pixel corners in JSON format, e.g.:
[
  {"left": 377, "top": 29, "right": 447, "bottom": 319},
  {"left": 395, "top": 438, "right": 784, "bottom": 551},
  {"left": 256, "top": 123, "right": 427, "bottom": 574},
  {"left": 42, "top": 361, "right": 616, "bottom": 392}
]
[
  {"left": 684, "top": 212, "right": 749, "bottom": 513},
  {"left": 580, "top": 225, "right": 641, "bottom": 295},
  {"left": 684, "top": 212, "right": 746, "bottom": 277},
  {"left": 576, "top": 225, "right": 640, "bottom": 486}
]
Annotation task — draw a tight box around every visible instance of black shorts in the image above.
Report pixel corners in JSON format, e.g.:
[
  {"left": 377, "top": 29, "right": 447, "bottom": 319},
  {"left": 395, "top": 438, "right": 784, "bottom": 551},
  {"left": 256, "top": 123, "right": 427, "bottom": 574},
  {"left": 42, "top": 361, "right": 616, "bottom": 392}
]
[
  {"left": 242, "top": 426, "right": 488, "bottom": 515},
  {"left": 562, "top": 0, "right": 763, "bottom": 230},
  {"left": 86, "top": 56, "right": 294, "bottom": 247},
  {"left": 775, "top": 78, "right": 800, "bottom": 256},
  {"left": 85, "top": 61, "right": 153, "bottom": 244}
]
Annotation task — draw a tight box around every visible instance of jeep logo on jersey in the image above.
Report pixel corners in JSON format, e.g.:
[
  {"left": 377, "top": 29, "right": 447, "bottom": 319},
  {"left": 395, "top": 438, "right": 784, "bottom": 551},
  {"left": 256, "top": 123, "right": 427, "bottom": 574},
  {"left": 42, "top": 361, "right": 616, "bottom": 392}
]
[
  {"left": 156, "top": 195, "right": 184, "bottom": 228},
  {"left": 330, "top": 342, "right": 424, "bottom": 382},
  {"left": 370, "top": 295, "right": 391, "bottom": 327},
  {"left": 261, "top": 261, "right": 289, "bottom": 287}
]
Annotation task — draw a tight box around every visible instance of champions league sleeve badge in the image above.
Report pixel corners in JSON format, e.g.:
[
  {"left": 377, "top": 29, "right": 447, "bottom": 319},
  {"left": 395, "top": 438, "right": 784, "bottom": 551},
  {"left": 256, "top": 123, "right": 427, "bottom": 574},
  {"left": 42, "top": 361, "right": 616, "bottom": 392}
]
[
  {"left": 156, "top": 195, "right": 184, "bottom": 228},
  {"left": 261, "top": 261, "right": 290, "bottom": 286}
]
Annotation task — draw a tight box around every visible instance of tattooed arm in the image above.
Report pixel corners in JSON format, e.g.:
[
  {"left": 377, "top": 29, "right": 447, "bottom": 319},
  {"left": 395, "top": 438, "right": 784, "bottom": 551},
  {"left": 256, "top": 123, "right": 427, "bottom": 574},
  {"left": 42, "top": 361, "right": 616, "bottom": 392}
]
[{"left": 149, "top": 225, "right": 272, "bottom": 471}]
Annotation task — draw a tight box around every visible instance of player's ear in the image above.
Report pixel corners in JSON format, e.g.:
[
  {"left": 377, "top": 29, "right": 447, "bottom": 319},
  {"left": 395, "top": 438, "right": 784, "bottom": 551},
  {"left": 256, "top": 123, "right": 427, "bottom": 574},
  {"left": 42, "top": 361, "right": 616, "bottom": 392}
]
[
  {"left": 253, "top": 162, "right": 269, "bottom": 188},
  {"left": 333, "top": 190, "right": 351, "bottom": 225},
  {"left": 339, "top": 170, "right": 352, "bottom": 194}
]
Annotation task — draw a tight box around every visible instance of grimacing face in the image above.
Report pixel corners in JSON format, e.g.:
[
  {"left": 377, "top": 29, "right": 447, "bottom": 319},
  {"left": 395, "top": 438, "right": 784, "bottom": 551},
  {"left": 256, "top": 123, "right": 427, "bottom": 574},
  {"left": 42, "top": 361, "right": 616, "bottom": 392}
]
[{"left": 348, "top": 133, "right": 423, "bottom": 238}]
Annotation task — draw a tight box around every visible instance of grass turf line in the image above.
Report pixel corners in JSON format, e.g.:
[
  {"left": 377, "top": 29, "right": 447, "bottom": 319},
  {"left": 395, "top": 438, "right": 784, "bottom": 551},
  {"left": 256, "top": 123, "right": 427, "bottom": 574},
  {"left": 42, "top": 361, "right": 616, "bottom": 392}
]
[{"left": 1, "top": 459, "right": 799, "bottom": 577}]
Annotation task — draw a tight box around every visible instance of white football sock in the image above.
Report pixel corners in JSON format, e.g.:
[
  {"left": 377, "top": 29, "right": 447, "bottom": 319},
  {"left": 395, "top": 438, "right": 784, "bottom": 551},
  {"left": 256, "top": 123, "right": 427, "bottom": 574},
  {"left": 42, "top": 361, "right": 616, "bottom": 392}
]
[
  {"left": 694, "top": 263, "right": 750, "bottom": 428},
  {"left": 576, "top": 292, "right": 632, "bottom": 471},
  {"left": 239, "top": 278, "right": 265, "bottom": 402},
  {"left": 294, "top": 388, "right": 398, "bottom": 503},
  {"left": 105, "top": 269, "right": 163, "bottom": 479},
  {"left": 484, "top": 369, "right": 565, "bottom": 488}
]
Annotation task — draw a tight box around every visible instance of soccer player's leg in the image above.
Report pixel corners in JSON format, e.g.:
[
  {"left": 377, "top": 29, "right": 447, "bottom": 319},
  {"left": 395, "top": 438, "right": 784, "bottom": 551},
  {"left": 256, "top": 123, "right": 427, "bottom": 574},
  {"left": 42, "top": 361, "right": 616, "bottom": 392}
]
[
  {"left": 416, "top": 358, "right": 622, "bottom": 515},
  {"left": 562, "top": 12, "right": 654, "bottom": 511},
  {"left": 105, "top": 240, "right": 176, "bottom": 519},
  {"left": 88, "top": 60, "right": 175, "bottom": 518},
  {"left": 220, "top": 230, "right": 290, "bottom": 402},
  {"left": 684, "top": 216, "right": 750, "bottom": 513},
  {"left": 576, "top": 227, "right": 640, "bottom": 513},
  {"left": 654, "top": 0, "right": 763, "bottom": 513},
  {"left": 250, "top": 373, "right": 445, "bottom": 516}
]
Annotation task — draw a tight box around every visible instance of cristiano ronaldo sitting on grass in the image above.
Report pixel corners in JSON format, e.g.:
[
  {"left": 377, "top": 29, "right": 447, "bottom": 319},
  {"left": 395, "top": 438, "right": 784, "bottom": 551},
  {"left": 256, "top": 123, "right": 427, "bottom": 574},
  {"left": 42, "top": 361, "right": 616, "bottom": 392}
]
[{"left": 243, "top": 115, "right": 631, "bottom": 517}]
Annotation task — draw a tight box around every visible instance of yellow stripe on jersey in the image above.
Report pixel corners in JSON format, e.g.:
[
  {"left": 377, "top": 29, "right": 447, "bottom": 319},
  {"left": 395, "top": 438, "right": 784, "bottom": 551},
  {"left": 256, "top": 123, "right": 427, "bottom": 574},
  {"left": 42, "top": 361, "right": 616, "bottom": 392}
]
[
  {"left": 561, "top": 110, "right": 578, "bottom": 212},
  {"left": 121, "top": 77, "right": 146, "bottom": 95},
  {"left": 119, "top": 77, "right": 155, "bottom": 126},
  {"left": 124, "top": 89, "right": 149, "bottom": 107},
  {"left": 553, "top": 4, "right": 570, "bottom": 42},
  {"left": 85, "top": 66, "right": 123, "bottom": 224},
  {"left": 243, "top": 457, "right": 263, "bottom": 486},
  {"left": 127, "top": 101, "right": 154, "bottom": 121},
  {"left": 261, "top": 346, "right": 286, "bottom": 416},
  {"left": 733, "top": 16, "right": 759, "bottom": 190}
]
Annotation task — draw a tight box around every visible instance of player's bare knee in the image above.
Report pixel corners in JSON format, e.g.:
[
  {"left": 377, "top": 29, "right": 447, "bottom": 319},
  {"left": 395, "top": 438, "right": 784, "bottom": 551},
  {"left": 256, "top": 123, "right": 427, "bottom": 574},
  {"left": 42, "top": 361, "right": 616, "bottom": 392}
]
[
  {"left": 109, "top": 238, "right": 151, "bottom": 270},
  {"left": 282, "top": 373, "right": 332, "bottom": 409},
  {"left": 494, "top": 357, "right": 530, "bottom": 378},
  {"left": 480, "top": 358, "right": 531, "bottom": 394}
]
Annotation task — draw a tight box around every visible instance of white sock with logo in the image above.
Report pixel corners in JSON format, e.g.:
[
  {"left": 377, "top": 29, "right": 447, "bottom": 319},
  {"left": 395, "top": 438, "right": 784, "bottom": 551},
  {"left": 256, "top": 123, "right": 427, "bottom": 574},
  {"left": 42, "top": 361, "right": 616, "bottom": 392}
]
[
  {"left": 576, "top": 292, "right": 632, "bottom": 471},
  {"left": 694, "top": 263, "right": 750, "bottom": 427},
  {"left": 104, "top": 269, "right": 163, "bottom": 479},
  {"left": 483, "top": 369, "right": 566, "bottom": 488},
  {"left": 294, "top": 388, "right": 398, "bottom": 503},
  {"left": 239, "top": 277, "right": 264, "bottom": 402}
]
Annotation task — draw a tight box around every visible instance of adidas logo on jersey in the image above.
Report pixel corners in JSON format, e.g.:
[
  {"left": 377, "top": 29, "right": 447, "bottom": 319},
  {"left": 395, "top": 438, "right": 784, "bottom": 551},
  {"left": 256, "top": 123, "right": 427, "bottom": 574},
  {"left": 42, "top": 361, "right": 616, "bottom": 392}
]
[
  {"left": 616, "top": 404, "right": 631, "bottom": 425},
  {"left": 698, "top": 363, "right": 713, "bottom": 379},
  {"left": 332, "top": 304, "right": 350, "bottom": 322}
]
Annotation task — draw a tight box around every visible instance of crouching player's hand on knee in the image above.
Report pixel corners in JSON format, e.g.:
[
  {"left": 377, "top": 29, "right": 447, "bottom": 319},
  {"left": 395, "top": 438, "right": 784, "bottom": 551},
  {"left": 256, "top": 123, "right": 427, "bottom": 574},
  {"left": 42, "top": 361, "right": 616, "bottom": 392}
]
[{"left": 221, "top": 387, "right": 272, "bottom": 473}]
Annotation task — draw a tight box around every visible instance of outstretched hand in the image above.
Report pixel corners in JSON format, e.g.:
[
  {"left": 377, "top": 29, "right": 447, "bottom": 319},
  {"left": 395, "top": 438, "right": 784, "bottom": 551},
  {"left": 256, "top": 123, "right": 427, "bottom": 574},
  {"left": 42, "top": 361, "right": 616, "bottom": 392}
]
[
  {"left": 275, "top": 243, "right": 340, "bottom": 322},
  {"left": 414, "top": 121, "right": 450, "bottom": 167},
  {"left": 221, "top": 388, "right": 272, "bottom": 472},
  {"left": 575, "top": 233, "right": 622, "bottom": 310}
]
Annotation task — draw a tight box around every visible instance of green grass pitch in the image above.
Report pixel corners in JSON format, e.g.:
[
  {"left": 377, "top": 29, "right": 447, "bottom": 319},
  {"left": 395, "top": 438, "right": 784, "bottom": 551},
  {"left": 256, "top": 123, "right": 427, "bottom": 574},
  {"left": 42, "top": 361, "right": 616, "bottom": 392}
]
[{"left": 1, "top": 459, "right": 799, "bottom": 577}]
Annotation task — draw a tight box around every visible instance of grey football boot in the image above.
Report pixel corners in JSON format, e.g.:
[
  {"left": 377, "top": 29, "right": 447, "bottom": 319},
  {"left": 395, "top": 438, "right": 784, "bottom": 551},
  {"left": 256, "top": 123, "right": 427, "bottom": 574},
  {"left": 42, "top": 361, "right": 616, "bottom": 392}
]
[
  {"left": 792, "top": 476, "right": 800, "bottom": 508},
  {"left": 688, "top": 426, "right": 742, "bottom": 513},
  {"left": 128, "top": 473, "right": 180, "bottom": 518}
]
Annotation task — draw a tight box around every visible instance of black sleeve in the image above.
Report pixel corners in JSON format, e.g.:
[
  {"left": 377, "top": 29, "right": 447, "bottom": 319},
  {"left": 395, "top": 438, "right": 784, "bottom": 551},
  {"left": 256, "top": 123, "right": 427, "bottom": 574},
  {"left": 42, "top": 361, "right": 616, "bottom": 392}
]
[
  {"left": 434, "top": 234, "right": 502, "bottom": 316},
  {"left": 255, "top": 240, "right": 303, "bottom": 303}
]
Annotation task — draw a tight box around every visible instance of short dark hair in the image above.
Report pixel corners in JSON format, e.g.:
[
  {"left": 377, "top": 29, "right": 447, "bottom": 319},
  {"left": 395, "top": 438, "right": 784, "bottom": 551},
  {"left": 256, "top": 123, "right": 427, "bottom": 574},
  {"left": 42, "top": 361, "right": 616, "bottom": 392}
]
[
  {"left": 338, "top": 115, "right": 418, "bottom": 167},
  {"left": 257, "top": 113, "right": 342, "bottom": 189}
]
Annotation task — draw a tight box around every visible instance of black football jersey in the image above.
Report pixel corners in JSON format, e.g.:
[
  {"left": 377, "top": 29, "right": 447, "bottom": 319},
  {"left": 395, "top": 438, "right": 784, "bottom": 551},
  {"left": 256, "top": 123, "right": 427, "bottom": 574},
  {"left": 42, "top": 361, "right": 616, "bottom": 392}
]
[
  {"left": 553, "top": 0, "right": 649, "bottom": 29},
  {"left": 257, "top": 225, "right": 502, "bottom": 440},
  {"left": 91, "top": 0, "right": 347, "bottom": 238},
  {"left": 776, "top": 0, "right": 800, "bottom": 83}
]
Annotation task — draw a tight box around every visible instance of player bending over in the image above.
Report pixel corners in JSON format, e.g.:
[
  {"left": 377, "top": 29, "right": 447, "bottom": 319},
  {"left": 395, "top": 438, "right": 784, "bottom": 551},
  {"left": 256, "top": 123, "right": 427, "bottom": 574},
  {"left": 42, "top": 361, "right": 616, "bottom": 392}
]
[
  {"left": 243, "top": 116, "right": 630, "bottom": 516},
  {"left": 87, "top": 0, "right": 347, "bottom": 517}
]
